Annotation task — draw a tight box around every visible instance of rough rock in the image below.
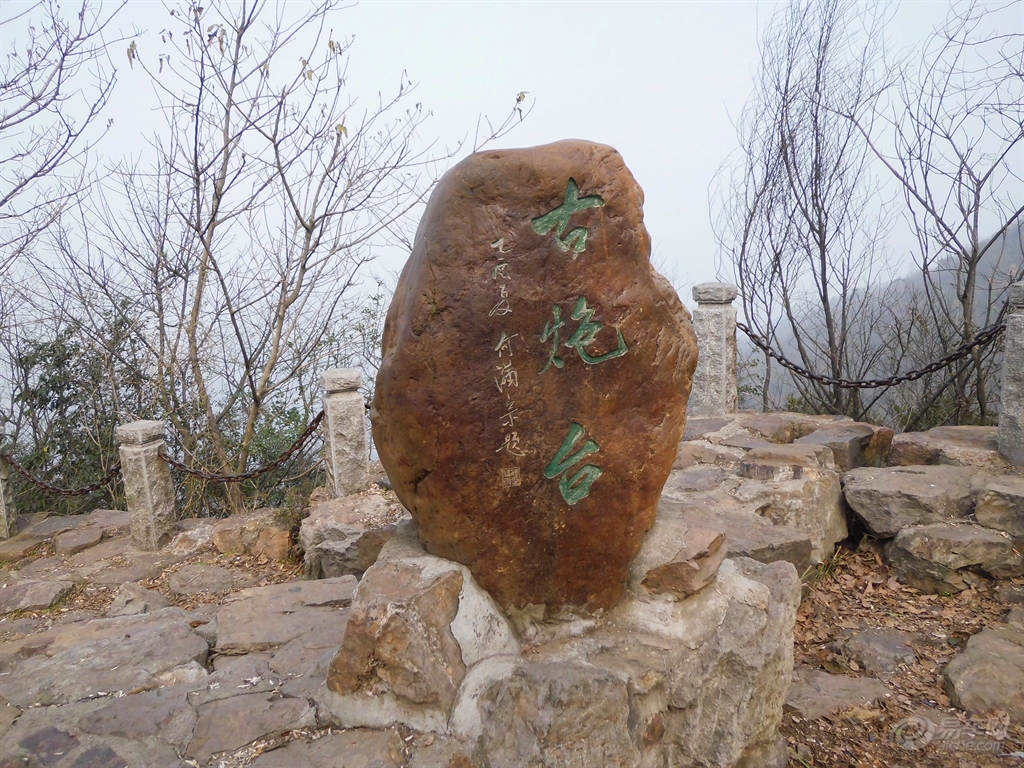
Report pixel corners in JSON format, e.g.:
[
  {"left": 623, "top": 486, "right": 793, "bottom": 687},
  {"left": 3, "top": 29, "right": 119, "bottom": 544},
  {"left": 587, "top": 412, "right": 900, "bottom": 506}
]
[
  {"left": 9, "top": 554, "right": 74, "bottom": 581},
  {"left": 307, "top": 509, "right": 803, "bottom": 768},
  {"left": 736, "top": 412, "right": 822, "bottom": 444},
  {"left": 0, "top": 609, "right": 209, "bottom": 707},
  {"left": 87, "top": 561, "right": 160, "bottom": 586},
  {"left": 662, "top": 465, "right": 737, "bottom": 495},
  {"left": 659, "top": 497, "right": 814, "bottom": 576},
  {"left": 1009, "top": 605, "right": 1024, "bottom": 629},
  {"left": 300, "top": 494, "right": 401, "bottom": 579},
  {"left": 733, "top": 444, "right": 847, "bottom": 562},
  {"left": 53, "top": 526, "right": 105, "bottom": 557},
  {"left": 0, "top": 534, "right": 46, "bottom": 564},
  {"left": 164, "top": 523, "right": 215, "bottom": 559},
  {"left": 105, "top": 582, "right": 172, "bottom": 617},
  {"left": 186, "top": 691, "right": 315, "bottom": 764},
  {"left": 405, "top": 735, "right": 477, "bottom": 768},
  {"left": 974, "top": 474, "right": 1024, "bottom": 542},
  {"left": 942, "top": 623, "right": 1024, "bottom": 721},
  {"left": 721, "top": 433, "right": 778, "bottom": 452},
  {"left": 997, "top": 584, "right": 1024, "bottom": 605},
  {"left": 448, "top": 556, "right": 801, "bottom": 768},
  {"left": 20, "top": 514, "right": 86, "bottom": 538},
  {"left": 40, "top": 511, "right": 130, "bottom": 561},
  {"left": 327, "top": 561, "right": 466, "bottom": 715},
  {"left": 843, "top": 465, "right": 978, "bottom": 538},
  {"left": 461, "top": 660, "right": 640, "bottom": 767},
  {"left": 785, "top": 666, "right": 890, "bottom": 720},
  {"left": 215, "top": 576, "right": 356, "bottom": 654},
  {"left": 834, "top": 628, "right": 917, "bottom": 678},
  {"left": 640, "top": 527, "right": 727, "bottom": 599},
  {"left": 0, "top": 699, "right": 189, "bottom": 768},
  {"left": 81, "top": 508, "right": 132, "bottom": 532},
  {"left": 4, "top": 725, "right": 82, "bottom": 767},
  {"left": 683, "top": 417, "right": 733, "bottom": 442},
  {"left": 117, "top": 420, "right": 177, "bottom": 550},
  {"left": 889, "top": 426, "right": 1009, "bottom": 470},
  {"left": 320, "top": 535, "right": 520, "bottom": 733},
  {"left": 0, "top": 606, "right": 186, "bottom": 657},
  {"left": 78, "top": 685, "right": 197, "bottom": 752},
  {"left": 673, "top": 440, "right": 748, "bottom": 472},
  {"left": 795, "top": 422, "right": 893, "bottom": 471},
  {"left": 278, "top": 649, "right": 334, "bottom": 702},
  {"left": 212, "top": 508, "right": 292, "bottom": 561},
  {"left": 250, "top": 729, "right": 407, "bottom": 768},
  {"left": 630, "top": 499, "right": 728, "bottom": 600},
  {"left": 0, "top": 699, "right": 18, "bottom": 741},
  {"left": 168, "top": 564, "right": 236, "bottom": 595},
  {"left": 689, "top": 283, "right": 738, "bottom": 418},
  {"left": 1001, "top": 292, "right": 1024, "bottom": 466},
  {"left": 69, "top": 536, "right": 129, "bottom": 567},
  {"left": 322, "top": 368, "right": 372, "bottom": 499},
  {"left": 738, "top": 443, "right": 835, "bottom": 481},
  {"left": 693, "top": 282, "right": 739, "bottom": 304},
  {"left": 886, "top": 522, "right": 1024, "bottom": 593},
  {"left": 0, "top": 579, "right": 73, "bottom": 613},
  {"left": 372, "top": 140, "right": 697, "bottom": 613}
]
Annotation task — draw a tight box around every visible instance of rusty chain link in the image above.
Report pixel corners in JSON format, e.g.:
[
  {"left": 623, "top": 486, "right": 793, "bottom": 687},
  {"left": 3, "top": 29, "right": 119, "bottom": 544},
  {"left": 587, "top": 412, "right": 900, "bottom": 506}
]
[
  {"left": 0, "top": 410, "right": 325, "bottom": 495},
  {"left": 159, "top": 409, "right": 325, "bottom": 483},
  {"left": 0, "top": 453, "right": 122, "bottom": 497},
  {"left": 737, "top": 321, "right": 1006, "bottom": 390}
]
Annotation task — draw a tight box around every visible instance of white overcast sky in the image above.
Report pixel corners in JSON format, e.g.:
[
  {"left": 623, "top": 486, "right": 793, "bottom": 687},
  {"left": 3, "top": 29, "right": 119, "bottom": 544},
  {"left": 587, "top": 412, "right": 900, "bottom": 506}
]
[{"left": 6, "top": 0, "right": 958, "bottom": 301}]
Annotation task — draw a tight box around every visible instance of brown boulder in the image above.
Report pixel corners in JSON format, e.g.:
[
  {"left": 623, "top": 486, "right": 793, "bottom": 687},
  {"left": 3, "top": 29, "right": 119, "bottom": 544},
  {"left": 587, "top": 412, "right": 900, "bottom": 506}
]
[
  {"left": 212, "top": 508, "right": 292, "bottom": 561},
  {"left": 327, "top": 560, "right": 466, "bottom": 713},
  {"left": 372, "top": 140, "right": 697, "bottom": 613},
  {"left": 641, "top": 527, "right": 727, "bottom": 599}
]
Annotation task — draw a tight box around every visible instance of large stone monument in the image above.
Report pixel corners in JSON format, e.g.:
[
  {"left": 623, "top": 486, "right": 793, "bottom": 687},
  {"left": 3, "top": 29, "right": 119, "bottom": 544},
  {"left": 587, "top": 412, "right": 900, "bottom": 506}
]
[
  {"left": 322, "top": 141, "right": 797, "bottom": 768},
  {"left": 372, "top": 140, "right": 698, "bottom": 613}
]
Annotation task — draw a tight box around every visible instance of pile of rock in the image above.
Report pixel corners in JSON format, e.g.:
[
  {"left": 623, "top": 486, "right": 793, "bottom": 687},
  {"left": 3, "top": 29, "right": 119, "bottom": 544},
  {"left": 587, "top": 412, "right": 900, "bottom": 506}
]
[
  {"left": 844, "top": 427, "right": 1023, "bottom": 593},
  {"left": 667, "top": 413, "right": 1022, "bottom": 596},
  {"left": 314, "top": 519, "right": 798, "bottom": 768},
  {"left": 667, "top": 411, "right": 893, "bottom": 575}
]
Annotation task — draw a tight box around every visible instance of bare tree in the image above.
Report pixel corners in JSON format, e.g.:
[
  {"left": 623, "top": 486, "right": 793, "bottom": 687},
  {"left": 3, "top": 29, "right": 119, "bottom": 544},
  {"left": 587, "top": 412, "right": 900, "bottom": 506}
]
[
  {"left": 13, "top": 0, "right": 527, "bottom": 515},
  {"left": 845, "top": 0, "right": 1024, "bottom": 428},
  {"left": 717, "top": 0, "right": 1023, "bottom": 428},
  {"left": 714, "top": 0, "right": 902, "bottom": 419},
  {"left": 0, "top": 0, "right": 124, "bottom": 274},
  {"left": 85, "top": 0, "right": 432, "bottom": 513}
]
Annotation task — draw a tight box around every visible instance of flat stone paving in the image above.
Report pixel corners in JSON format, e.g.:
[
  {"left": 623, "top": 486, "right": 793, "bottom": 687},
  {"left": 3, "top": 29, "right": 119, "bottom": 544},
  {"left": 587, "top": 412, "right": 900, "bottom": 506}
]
[{"left": 0, "top": 508, "right": 361, "bottom": 768}]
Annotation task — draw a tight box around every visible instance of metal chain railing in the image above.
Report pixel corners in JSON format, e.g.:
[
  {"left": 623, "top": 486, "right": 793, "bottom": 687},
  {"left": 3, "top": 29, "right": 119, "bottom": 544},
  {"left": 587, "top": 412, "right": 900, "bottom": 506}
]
[
  {"left": 0, "top": 453, "right": 122, "bottom": 497},
  {"left": 0, "top": 410, "right": 325, "bottom": 496},
  {"left": 737, "top": 321, "right": 1007, "bottom": 390},
  {"left": 159, "top": 409, "right": 325, "bottom": 483}
]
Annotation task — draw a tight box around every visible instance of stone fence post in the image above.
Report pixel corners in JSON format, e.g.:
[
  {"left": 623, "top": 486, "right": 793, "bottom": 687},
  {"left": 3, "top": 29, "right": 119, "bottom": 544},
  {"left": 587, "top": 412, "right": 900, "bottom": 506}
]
[
  {"left": 322, "top": 368, "right": 370, "bottom": 497},
  {"left": 998, "top": 282, "right": 1024, "bottom": 466},
  {"left": 689, "top": 282, "right": 739, "bottom": 417},
  {"left": 116, "top": 420, "right": 177, "bottom": 550},
  {"left": 0, "top": 459, "right": 15, "bottom": 540}
]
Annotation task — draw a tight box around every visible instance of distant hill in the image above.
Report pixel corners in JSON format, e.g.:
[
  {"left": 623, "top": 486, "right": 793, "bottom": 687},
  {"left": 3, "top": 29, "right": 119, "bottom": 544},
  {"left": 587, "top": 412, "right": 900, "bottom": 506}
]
[{"left": 736, "top": 221, "right": 1022, "bottom": 422}]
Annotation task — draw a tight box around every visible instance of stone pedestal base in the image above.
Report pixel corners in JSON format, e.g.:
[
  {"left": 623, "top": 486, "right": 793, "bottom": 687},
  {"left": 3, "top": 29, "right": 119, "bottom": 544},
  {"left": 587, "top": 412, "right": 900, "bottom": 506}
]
[{"left": 316, "top": 519, "right": 800, "bottom": 768}]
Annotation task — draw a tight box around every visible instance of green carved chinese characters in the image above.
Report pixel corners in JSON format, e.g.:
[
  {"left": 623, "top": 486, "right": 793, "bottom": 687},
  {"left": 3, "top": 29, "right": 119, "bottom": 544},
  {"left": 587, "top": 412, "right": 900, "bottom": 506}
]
[
  {"left": 544, "top": 422, "right": 604, "bottom": 505},
  {"left": 532, "top": 179, "right": 605, "bottom": 255},
  {"left": 540, "top": 296, "right": 628, "bottom": 373}
]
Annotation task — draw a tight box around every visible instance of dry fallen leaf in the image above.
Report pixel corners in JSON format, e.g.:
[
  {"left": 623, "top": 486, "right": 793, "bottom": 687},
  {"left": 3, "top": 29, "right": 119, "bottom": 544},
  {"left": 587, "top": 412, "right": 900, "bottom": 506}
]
[{"left": 844, "top": 706, "right": 881, "bottom": 722}]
